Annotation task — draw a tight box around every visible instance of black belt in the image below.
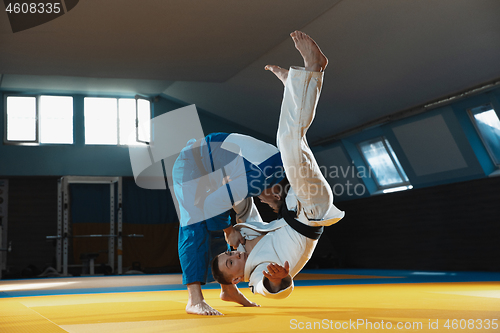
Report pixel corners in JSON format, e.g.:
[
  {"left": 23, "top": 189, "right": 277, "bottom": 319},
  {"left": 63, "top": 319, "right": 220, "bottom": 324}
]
[{"left": 278, "top": 203, "right": 323, "bottom": 240}]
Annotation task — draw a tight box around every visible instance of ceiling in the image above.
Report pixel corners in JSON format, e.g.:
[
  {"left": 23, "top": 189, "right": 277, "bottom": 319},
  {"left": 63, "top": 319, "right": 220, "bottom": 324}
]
[{"left": 2, "top": 0, "right": 500, "bottom": 144}]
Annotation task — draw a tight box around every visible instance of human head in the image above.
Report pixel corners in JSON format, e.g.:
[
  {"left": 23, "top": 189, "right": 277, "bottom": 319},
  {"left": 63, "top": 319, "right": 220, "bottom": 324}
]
[
  {"left": 211, "top": 251, "right": 247, "bottom": 285},
  {"left": 258, "top": 177, "right": 289, "bottom": 213}
]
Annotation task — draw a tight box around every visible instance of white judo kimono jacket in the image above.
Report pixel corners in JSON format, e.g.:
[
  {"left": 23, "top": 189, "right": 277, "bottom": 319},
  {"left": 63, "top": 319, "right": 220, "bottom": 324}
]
[{"left": 233, "top": 66, "right": 345, "bottom": 299}]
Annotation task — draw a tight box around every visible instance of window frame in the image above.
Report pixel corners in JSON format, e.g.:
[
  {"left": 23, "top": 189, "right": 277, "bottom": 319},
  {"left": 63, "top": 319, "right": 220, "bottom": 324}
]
[
  {"left": 83, "top": 95, "right": 152, "bottom": 146},
  {"left": 4, "top": 94, "right": 40, "bottom": 145},
  {"left": 134, "top": 95, "right": 152, "bottom": 145},
  {"left": 4, "top": 94, "right": 75, "bottom": 145},
  {"left": 357, "top": 136, "right": 411, "bottom": 190},
  {"left": 38, "top": 95, "right": 74, "bottom": 145},
  {"left": 467, "top": 103, "right": 500, "bottom": 167},
  {"left": 83, "top": 96, "right": 120, "bottom": 145}
]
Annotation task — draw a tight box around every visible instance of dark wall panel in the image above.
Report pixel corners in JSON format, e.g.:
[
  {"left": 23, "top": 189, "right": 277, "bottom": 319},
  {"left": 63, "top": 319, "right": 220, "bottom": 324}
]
[
  {"left": 322, "top": 176, "right": 500, "bottom": 271},
  {"left": 3, "top": 176, "right": 182, "bottom": 277},
  {"left": 6, "top": 177, "right": 59, "bottom": 277}
]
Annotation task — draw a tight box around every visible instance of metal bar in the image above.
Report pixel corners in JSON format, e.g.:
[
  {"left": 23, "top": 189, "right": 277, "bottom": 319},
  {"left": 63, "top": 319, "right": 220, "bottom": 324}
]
[
  {"left": 73, "top": 234, "right": 116, "bottom": 238},
  {"left": 54, "top": 176, "right": 142, "bottom": 276},
  {"left": 109, "top": 182, "right": 115, "bottom": 273},
  {"left": 64, "top": 176, "right": 120, "bottom": 184},
  {"left": 0, "top": 179, "right": 9, "bottom": 272},
  {"left": 63, "top": 177, "right": 69, "bottom": 276},
  {"left": 57, "top": 179, "right": 62, "bottom": 272},
  {"left": 0, "top": 226, "right": 2, "bottom": 279},
  {"left": 117, "top": 177, "right": 123, "bottom": 274},
  {"left": 47, "top": 234, "right": 143, "bottom": 239}
]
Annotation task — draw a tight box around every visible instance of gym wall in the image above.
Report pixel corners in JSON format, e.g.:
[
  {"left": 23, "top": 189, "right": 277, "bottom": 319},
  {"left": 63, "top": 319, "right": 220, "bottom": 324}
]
[
  {"left": 321, "top": 175, "right": 500, "bottom": 272},
  {"left": 0, "top": 93, "right": 273, "bottom": 177}
]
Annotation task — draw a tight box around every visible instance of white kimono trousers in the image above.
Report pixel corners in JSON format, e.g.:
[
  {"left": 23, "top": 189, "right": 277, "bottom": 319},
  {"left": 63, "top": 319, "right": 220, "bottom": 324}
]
[{"left": 234, "top": 66, "right": 345, "bottom": 299}]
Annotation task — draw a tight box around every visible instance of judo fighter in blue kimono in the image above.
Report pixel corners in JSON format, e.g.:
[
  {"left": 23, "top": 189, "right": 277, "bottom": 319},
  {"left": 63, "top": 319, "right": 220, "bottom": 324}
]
[{"left": 172, "top": 132, "right": 285, "bottom": 315}]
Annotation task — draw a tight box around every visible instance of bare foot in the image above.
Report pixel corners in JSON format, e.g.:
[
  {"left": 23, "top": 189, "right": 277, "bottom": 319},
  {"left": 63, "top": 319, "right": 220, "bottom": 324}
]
[
  {"left": 186, "top": 300, "right": 223, "bottom": 316},
  {"left": 265, "top": 65, "right": 289, "bottom": 86},
  {"left": 186, "top": 282, "right": 223, "bottom": 315},
  {"left": 290, "top": 30, "right": 328, "bottom": 72},
  {"left": 220, "top": 284, "right": 260, "bottom": 307}
]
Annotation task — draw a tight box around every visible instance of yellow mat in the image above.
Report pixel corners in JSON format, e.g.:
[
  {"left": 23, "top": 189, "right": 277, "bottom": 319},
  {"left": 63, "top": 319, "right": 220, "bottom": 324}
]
[{"left": 1, "top": 281, "right": 499, "bottom": 332}]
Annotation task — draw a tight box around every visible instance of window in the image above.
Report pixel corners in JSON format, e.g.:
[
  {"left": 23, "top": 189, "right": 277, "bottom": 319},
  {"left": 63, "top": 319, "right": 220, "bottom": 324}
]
[
  {"left": 358, "top": 137, "right": 412, "bottom": 193},
  {"left": 469, "top": 104, "right": 500, "bottom": 166},
  {"left": 84, "top": 97, "right": 118, "bottom": 145},
  {"left": 6, "top": 96, "right": 37, "bottom": 142},
  {"left": 5, "top": 95, "right": 73, "bottom": 144},
  {"left": 84, "top": 97, "right": 151, "bottom": 145},
  {"left": 5, "top": 94, "right": 150, "bottom": 146},
  {"left": 136, "top": 98, "right": 151, "bottom": 143},
  {"left": 39, "top": 96, "right": 73, "bottom": 144},
  {"left": 118, "top": 98, "right": 136, "bottom": 145}
]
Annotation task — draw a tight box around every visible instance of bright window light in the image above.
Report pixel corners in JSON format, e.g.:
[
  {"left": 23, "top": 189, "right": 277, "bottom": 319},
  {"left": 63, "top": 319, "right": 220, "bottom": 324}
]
[
  {"left": 40, "top": 96, "right": 73, "bottom": 144},
  {"left": 0, "top": 281, "right": 78, "bottom": 292},
  {"left": 118, "top": 98, "right": 149, "bottom": 145},
  {"left": 359, "top": 137, "right": 411, "bottom": 189},
  {"left": 470, "top": 105, "right": 500, "bottom": 165},
  {"left": 383, "top": 185, "right": 413, "bottom": 194},
  {"left": 84, "top": 97, "right": 118, "bottom": 145},
  {"left": 118, "top": 98, "right": 138, "bottom": 145},
  {"left": 6, "top": 96, "right": 36, "bottom": 141},
  {"left": 137, "top": 99, "right": 151, "bottom": 143}
]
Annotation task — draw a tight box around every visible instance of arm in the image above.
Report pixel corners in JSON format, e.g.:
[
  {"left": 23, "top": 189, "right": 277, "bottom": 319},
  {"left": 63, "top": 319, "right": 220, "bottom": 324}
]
[
  {"left": 262, "top": 261, "right": 291, "bottom": 293},
  {"left": 223, "top": 197, "right": 262, "bottom": 248},
  {"left": 223, "top": 224, "right": 245, "bottom": 249},
  {"left": 249, "top": 262, "right": 293, "bottom": 299},
  {"left": 233, "top": 197, "right": 263, "bottom": 223},
  {"left": 208, "top": 194, "right": 263, "bottom": 248}
]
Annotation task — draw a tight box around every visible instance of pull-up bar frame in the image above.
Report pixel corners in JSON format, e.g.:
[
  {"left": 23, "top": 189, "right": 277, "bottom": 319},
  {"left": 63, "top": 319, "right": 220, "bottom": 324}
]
[{"left": 56, "top": 176, "right": 124, "bottom": 275}]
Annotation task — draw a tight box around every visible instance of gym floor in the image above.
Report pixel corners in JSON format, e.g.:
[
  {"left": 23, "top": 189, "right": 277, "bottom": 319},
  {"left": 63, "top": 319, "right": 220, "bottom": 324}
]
[{"left": 1, "top": 269, "right": 499, "bottom": 332}]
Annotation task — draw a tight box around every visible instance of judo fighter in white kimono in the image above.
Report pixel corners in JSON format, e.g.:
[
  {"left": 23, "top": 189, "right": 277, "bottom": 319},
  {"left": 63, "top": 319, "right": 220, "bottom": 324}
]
[{"left": 212, "top": 31, "right": 345, "bottom": 300}]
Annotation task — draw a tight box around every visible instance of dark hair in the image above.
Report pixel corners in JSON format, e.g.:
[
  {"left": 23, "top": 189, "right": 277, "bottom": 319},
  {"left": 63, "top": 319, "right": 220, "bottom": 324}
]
[
  {"left": 211, "top": 255, "right": 232, "bottom": 285},
  {"left": 275, "top": 176, "right": 290, "bottom": 210},
  {"left": 277, "top": 177, "right": 290, "bottom": 196}
]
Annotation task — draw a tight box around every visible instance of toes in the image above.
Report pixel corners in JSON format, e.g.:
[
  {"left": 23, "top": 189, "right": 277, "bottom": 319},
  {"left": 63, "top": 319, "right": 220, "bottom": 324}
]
[
  {"left": 291, "top": 30, "right": 310, "bottom": 42},
  {"left": 265, "top": 65, "right": 279, "bottom": 72},
  {"left": 202, "top": 308, "right": 222, "bottom": 316}
]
